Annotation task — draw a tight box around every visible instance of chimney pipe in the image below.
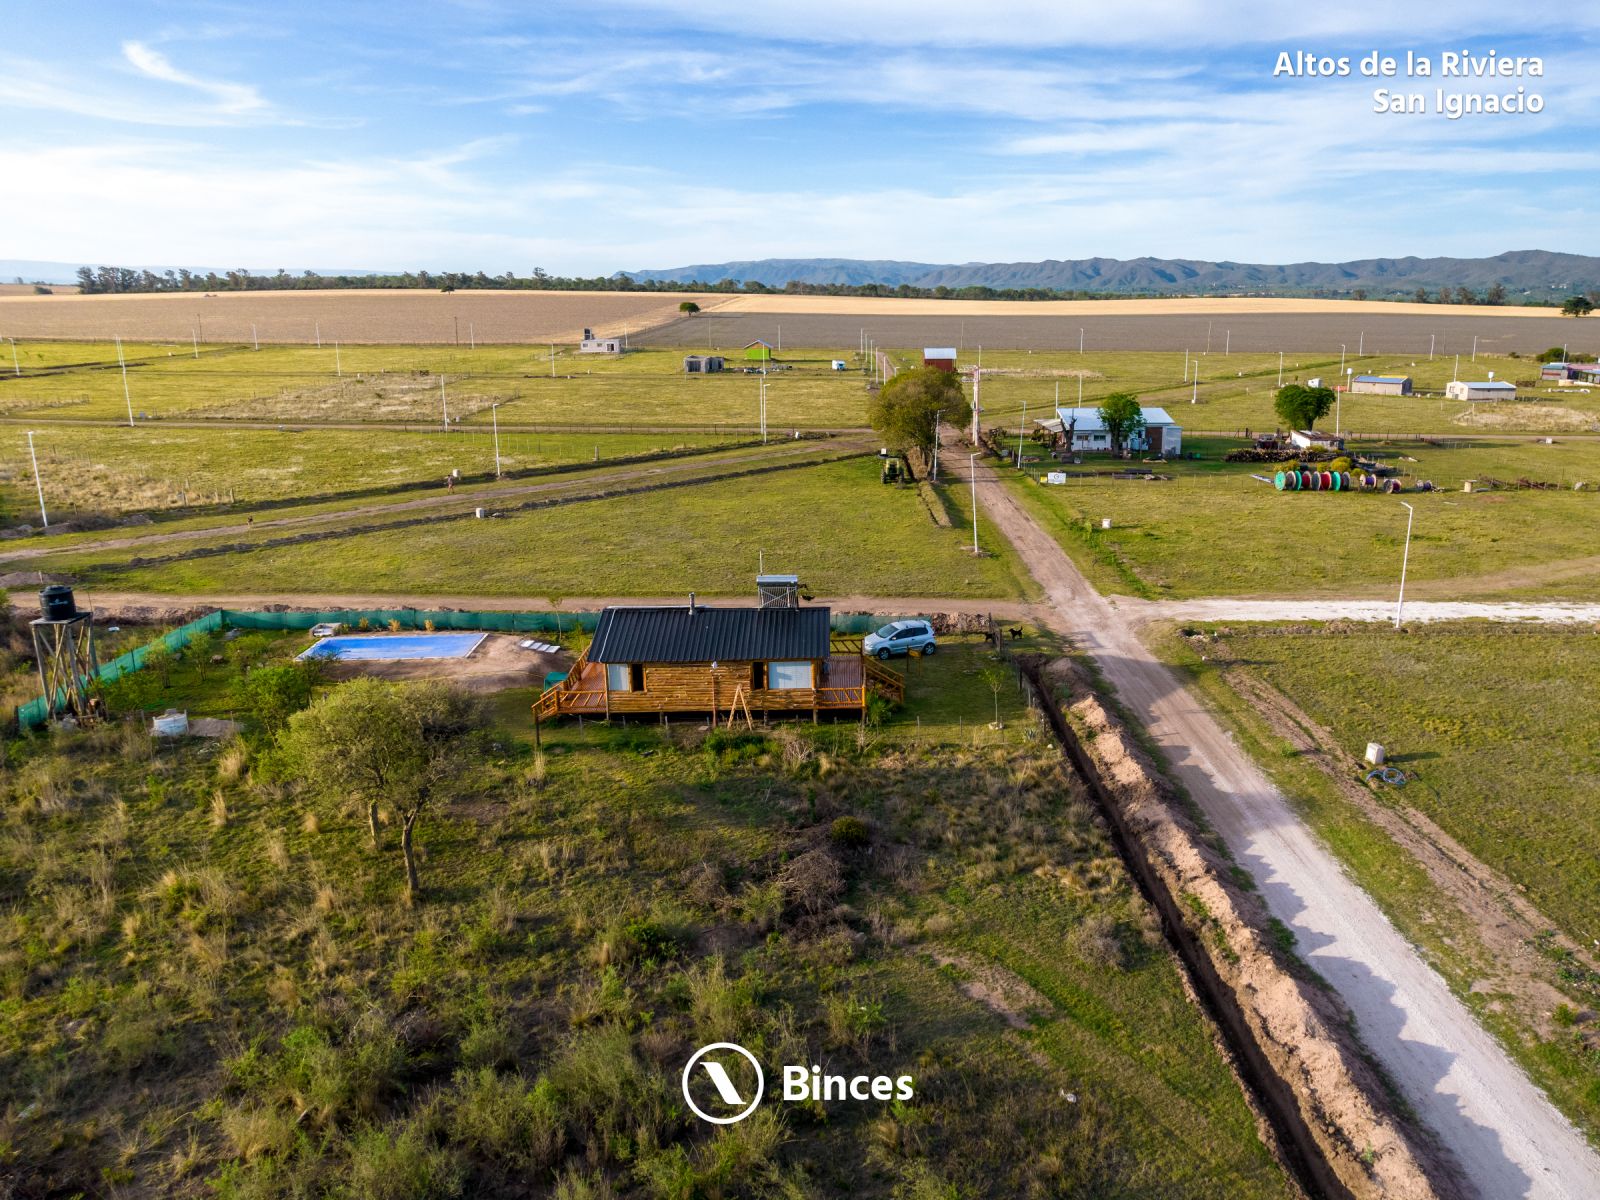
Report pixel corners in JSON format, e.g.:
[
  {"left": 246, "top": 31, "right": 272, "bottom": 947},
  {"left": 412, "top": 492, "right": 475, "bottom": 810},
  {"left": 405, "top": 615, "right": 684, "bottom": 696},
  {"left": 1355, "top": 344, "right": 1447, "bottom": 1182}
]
[{"left": 689, "top": 592, "right": 697, "bottom": 614}]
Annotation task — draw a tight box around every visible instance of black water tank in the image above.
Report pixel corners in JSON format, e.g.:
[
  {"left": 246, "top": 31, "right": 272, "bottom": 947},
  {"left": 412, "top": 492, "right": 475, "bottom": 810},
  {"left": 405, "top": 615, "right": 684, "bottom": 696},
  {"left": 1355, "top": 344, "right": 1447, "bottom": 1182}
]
[{"left": 39, "top": 585, "right": 77, "bottom": 622}]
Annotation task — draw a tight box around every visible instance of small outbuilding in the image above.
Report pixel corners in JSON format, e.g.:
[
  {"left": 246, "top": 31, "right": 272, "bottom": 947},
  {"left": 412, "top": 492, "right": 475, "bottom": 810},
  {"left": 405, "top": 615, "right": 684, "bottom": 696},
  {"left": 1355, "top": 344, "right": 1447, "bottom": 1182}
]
[
  {"left": 744, "top": 340, "right": 774, "bottom": 363},
  {"left": 923, "top": 348, "right": 957, "bottom": 371},
  {"left": 683, "top": 354, "right": 725, "bottom": 374},
  {"left": 1289, "top": 429, "right": 1345, "bottom": 452},
  {"left": 1446, "top": 380, "right": 1517, "bottom": 402},
  {"left": 579, "top": 328, "right": 624, "bottom": 355},
  {"left": 1350, "top": 374, "right": 1412, "bottom": 395}
]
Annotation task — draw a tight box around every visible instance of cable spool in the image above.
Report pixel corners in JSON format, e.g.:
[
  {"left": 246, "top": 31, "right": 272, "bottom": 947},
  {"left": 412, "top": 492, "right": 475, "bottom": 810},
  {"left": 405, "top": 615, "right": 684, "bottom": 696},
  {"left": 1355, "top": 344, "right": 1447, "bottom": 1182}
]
[
  {"left": 1274, "top": 471, "right": 1287, "bottom": 491},
  {"left": 1384, "top": 479, "right": 1403, "bottom": 494},
  {"left": 1319, "top": 471, "right": 1333, "bottom": 491}
]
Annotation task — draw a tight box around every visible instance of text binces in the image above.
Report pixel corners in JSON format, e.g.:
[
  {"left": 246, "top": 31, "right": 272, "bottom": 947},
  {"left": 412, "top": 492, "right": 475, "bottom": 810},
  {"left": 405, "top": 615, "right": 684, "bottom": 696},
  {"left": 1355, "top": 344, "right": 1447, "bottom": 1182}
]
[{"left": 783, "top": 1065, "right": 914, "bottom": 1102}]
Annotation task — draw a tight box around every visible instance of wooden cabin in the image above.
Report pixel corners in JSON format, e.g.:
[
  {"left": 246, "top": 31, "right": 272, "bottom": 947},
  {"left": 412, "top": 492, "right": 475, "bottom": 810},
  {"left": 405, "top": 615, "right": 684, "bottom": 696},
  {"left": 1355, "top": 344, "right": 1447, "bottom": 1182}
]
[{"left": 535, "top": 580, "right": 903, "bottom": 721}]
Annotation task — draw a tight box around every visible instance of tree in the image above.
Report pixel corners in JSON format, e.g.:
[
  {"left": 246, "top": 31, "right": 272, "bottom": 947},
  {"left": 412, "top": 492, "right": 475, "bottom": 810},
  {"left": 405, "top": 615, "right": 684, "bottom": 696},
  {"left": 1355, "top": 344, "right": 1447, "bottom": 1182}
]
[
  {"left": 1096, "top": 392, "right": 1146, "bottom": 456},
  {"left": 1273, "top": 384, "right": 1336, "bottom": 431},
  {"left": 1484, "top": 282, "right": 1507, "bottom": 305},
  {"left": 281, "top": 680, "right": 486, "bottom": 905},
  {"left": 868, "top": 366, "right": 970, "bottom": 456},
  {"left": 1561, "top": 295, "right": 1595, "bottom": 317},
  {"left": 678, "top": 301, "right": 700, "bottom": 314},
  {"left": 233, "top": 661, "right": 321, "bottom": 732}
]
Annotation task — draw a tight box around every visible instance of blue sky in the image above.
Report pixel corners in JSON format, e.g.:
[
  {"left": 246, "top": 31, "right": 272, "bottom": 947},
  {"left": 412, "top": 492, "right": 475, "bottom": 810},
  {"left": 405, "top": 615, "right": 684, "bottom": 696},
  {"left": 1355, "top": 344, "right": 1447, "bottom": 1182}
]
[{"left": 2, "top": 1, "right": 1597, "bottom": 273}]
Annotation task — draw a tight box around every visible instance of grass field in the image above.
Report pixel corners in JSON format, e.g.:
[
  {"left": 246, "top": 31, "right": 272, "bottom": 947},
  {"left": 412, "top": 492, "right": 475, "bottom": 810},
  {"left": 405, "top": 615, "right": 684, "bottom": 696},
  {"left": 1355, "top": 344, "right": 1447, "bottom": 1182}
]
[
  {"left": 970, "top": 349, "right": 1599, "bottom": 436},
  {"left": 0, "top": 344, "right": 869, "bottom": 428},
  {"left": 2, "top": 425, "right": 737, "bottom": 520},
  {"left": 1000, "top": 435, "right": 1600, "bottom": 600},
  {"left": 33, "top": 457, "right": 1039, "bottom": 601},
  {"left": 0, "top": 632, "right": 1289, "bottom": 1196},
  {"left": 1159, "top": 622, "right": 1600, "bottom": 1133}
]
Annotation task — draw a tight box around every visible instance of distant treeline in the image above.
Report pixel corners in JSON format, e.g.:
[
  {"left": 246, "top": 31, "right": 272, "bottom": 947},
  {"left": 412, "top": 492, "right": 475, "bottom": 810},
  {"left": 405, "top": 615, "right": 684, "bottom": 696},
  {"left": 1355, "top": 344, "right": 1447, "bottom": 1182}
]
[{"left": 68, "top": 265, "right": 1574, "bottom": 306}]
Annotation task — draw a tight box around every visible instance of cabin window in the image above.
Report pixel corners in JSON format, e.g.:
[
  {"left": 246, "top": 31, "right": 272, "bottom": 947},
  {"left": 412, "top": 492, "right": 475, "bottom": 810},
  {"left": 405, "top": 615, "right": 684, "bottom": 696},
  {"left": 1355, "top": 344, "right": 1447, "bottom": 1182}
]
[
  {"left": 767, "top": 661, "right": 813, "bottom": 690},
  {"left": 606, "top": 663, "right": 634, "bottom": 692}
]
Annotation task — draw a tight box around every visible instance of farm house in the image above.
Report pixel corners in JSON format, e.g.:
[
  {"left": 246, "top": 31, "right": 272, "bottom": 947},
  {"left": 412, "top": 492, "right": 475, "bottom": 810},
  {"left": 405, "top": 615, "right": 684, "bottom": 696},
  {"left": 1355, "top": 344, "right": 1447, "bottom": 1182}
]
[
  {"left": 1350, "top": 374, "right": 1412, "bottom": 395},
  {"left": 579, "top": 328, "right": 625, "bottom": 354},
  {"left": 534, "top": 576, "right": 902, "bottom": 721},
  {"left": 1446, "top": 380, "right": 1517, "bottom": 401},
  {"left": 1040, "top": 405, "right": 1182, "bottom": 456}
]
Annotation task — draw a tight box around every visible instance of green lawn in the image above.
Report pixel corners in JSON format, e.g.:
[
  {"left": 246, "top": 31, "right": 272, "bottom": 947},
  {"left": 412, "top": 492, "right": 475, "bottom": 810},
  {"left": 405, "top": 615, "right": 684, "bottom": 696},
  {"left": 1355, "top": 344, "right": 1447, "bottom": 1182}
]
[
  {"left": 0, "top": 641, "right": 1289, "bottom": 1196},
  {"left": 1160, "top": 622, "right": 1600, "bottom": 1135},
  {"left": 971, "top": 349, "right": 1598, "bottom": 436},
  {"left": 38, "top": 458, "right": 1039, "bottom": 601},
  {"left": 1001, "top": 436, "right": 1600, "bottom": 599},
  {"left": 3, "top": 425, "right": 735, "bottom": 519},
  {"left": 0, "top": 343, "right": 870, "bottom": 428}
]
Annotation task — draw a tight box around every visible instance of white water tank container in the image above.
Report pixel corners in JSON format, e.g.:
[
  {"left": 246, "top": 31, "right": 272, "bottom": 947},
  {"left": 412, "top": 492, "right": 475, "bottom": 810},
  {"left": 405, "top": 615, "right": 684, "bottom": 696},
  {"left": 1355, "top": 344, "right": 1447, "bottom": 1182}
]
[
  {"left": 475, "top": 507, "right": 485, "bottom": 518},
  {"left": 1364, "top": 742, "right": 1386, "bottom": 766},
  {"left": 152, "top": 709, "right": 190, "bottom": 737},
  {"left": 1101, "top": 518, "right": 1112, "bottom": 530}
]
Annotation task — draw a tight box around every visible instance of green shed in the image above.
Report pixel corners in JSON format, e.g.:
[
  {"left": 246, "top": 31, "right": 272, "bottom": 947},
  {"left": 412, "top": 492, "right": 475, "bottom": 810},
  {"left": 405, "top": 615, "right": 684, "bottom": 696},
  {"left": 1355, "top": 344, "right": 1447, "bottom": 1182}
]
[{"left": 744, "top": 339, "right": 774, "bottom": 362}]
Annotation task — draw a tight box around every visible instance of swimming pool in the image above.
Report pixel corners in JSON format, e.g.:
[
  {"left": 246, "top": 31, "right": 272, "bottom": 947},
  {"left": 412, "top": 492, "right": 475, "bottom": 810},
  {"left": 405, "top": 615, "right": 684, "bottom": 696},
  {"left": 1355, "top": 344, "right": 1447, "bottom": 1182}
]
[{"left": 298, "top": 632, "right": 488, "bottom": 662}]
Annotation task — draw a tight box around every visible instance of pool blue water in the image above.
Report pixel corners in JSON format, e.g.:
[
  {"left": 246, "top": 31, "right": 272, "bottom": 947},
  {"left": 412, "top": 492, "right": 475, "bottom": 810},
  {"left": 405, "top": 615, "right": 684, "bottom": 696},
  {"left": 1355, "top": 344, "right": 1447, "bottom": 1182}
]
[{"left": 298, "top": 633, "right": 488, "bottom": 661}]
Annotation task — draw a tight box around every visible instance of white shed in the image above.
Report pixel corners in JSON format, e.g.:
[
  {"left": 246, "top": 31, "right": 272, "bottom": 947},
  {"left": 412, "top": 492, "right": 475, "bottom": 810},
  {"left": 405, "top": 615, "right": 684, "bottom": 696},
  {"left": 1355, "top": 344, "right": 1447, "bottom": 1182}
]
[{"left": 1446, "top": 380, "right": 1516, "bottom": 401}]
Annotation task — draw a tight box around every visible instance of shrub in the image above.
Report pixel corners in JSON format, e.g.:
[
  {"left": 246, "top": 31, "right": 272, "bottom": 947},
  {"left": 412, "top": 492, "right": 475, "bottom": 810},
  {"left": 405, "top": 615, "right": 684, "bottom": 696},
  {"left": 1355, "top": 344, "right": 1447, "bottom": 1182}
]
[
  {"left": 345, "top": 1123, "right": 464, "bottom": 1200},
  {"left": 447, "top": 1067, "right": 564, "bottom": 1171},
  {"left": 1069, "top": 912, "right": 1127, "bottom": 971},
  {"left": 233, "top": 661, "right": 321, "bottom": 732},
  {"left": 829, "top": 815, "right": 870, "bottom": 848}
]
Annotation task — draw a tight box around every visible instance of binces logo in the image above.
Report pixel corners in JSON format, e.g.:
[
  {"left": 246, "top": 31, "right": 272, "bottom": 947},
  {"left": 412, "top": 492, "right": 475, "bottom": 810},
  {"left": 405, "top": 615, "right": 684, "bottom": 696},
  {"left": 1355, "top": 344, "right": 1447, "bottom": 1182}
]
[
  {"left": 682, "top": 1042, "right": 765, "bottom": 1125},
  {"left": 682, "top": 1042, "right": 914, "bottom": 1124}
]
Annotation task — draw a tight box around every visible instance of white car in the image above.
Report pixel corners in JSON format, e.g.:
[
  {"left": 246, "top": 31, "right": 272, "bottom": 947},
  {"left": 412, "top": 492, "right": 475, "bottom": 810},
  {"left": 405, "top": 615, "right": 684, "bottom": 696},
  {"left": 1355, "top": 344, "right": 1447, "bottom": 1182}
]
[
  {"left": 310, "top": 622, "right": 341, "bottom": 638},
  {"left": 864, "top": 619, "right": 937, "bottom": 660}
]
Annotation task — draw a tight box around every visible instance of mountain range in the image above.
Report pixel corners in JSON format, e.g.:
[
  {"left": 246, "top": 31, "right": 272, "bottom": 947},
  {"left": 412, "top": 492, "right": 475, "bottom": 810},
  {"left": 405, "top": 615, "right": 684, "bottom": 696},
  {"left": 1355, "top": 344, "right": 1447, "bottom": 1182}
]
[{"left": 621, "top": 251, "right": 1600, "bottom": 297}]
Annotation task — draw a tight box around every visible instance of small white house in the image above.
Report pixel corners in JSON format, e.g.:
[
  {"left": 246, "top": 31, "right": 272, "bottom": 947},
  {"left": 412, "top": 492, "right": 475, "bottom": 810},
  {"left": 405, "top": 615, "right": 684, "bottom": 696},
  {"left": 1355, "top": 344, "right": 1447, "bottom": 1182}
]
[
  {"left": 579, "top": 327, "right": 624, "bottom": 355},
  {"left": 1350, "top": 375, "right": 1412, "bottom": 395},
  {"left": 1043, "top": 406, "right": 1182, "bottom": 456},
  {"left": 1445, "top": 380, "right": 1516, "bottom": 402},
  {"left": 1289, "top": 429, "right": 1345, "bottom": 451}
]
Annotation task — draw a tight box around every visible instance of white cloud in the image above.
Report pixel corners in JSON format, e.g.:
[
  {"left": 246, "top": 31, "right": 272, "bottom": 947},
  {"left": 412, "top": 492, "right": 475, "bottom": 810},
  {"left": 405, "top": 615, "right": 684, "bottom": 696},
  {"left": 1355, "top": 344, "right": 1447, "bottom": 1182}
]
[{"left": 121, "top": 41, "right": 268, "bottom": 116}]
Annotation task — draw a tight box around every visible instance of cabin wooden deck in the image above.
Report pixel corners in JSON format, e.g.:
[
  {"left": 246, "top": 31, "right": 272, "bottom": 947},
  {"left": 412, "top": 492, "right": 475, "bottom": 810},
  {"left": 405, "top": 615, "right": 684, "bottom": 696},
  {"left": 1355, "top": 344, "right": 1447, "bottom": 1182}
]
[{"left": 534, "top": 646, "right": 903, "bottom": 721}]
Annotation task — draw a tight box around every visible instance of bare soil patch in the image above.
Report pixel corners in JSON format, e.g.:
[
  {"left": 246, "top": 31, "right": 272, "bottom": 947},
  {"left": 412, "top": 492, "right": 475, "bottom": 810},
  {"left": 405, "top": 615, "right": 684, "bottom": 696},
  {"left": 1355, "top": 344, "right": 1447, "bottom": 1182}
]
[
  {"left": 1452, "top": 402, "right": 1600, "bottom": 431},
  {"left": 0, "top": 289, "right": 727, "bottom": 344}
]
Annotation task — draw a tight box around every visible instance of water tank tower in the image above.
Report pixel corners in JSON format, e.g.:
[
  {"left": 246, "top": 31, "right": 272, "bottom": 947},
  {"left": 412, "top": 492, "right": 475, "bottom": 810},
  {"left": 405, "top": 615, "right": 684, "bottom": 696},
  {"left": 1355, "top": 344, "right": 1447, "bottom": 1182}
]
[{"left": 30, "top": 585, "right": 100, "bottom": 724}]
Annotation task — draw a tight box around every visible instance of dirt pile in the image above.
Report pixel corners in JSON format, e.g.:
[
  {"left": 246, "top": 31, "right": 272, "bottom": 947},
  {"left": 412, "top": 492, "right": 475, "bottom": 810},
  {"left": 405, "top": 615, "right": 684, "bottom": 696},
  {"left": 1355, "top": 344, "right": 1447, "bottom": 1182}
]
[{"left": 1042, "top": 657, "right": 1455, "bottom": 1200}]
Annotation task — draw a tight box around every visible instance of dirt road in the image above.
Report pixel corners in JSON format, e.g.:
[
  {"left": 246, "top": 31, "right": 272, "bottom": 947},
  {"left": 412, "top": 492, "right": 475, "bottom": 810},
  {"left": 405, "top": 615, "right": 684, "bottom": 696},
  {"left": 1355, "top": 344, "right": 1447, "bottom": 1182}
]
[
  {"left": 963, "top": 452, "right": 1600, "bottom": 1199},
  {"left": 1121, "top": 597, "right": 1600, "bottom": 626}
]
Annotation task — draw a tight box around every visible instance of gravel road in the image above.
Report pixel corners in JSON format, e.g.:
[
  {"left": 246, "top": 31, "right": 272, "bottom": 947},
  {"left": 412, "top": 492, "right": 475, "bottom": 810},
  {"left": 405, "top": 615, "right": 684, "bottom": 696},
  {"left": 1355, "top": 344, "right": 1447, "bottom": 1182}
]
[
  {"left": 1123, "top": 598, "right": 1600, "bottom": 626},
  {"left": 964, "top": 452, "right": 1600, "bottom": 1199}
]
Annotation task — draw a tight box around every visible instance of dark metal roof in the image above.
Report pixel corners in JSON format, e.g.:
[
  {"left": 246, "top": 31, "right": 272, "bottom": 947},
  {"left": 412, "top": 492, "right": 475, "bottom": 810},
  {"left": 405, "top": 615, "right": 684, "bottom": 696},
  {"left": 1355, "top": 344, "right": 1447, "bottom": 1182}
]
[{"left": 589, "top": 604, "right": 830, "bottom": 664}]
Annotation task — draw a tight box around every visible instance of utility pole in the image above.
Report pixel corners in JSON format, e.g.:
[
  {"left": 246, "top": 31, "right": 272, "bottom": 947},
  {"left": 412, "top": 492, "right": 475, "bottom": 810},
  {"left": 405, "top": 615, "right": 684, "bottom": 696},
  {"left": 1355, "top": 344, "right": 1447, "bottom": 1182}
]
[
  {"left": 1225, "top": 329, "right": 1231, "bottom": 355},
  {"left": 469, "top": 323, "right": 475, "bottom": 351},
  {"left": 26, "top": 431, "right": 48, "bottom": 527},
  {"left": 932, "top": 411, "right": 943, "bottom": 482},
  {"left": 335, "top": 340, "right": 342, "bottom": 378},
  {"left": 191, "top": 327, "right": 199, "bottom": 358},
  {"left": 116, "top": 336, "right": 133, "bottom": 426},
  {"left": 1339, "top": 343, "right": 1346, "bottom": 380},
  {"left": 252, "top": 323, "right": 260, "bottom": 351},
  {"left": 440, "top": 375, "right": 449, "bottom": 431},
  {"left": 550, "top": 344, "right": 555, "bottom": 377},
  {"left": 315, "top": 321, "right": 321, "bottom": 349},
  {"left": 8, "top": 338, "right": 18, "bottom": 376},
  {"left": 1394, "top": 502, "right": 1415, "bottom": 629},
  {"left": 492, "top": 403, "right": 501, "bottom": 477},
  {"left": 971, "top": 369, "right": 981, "bottom": 444},
  {"left": 969, "top": 453, "right": 979, "bottom": 553},
  {"left": 1277, "top": 351, "right": 1284, "bottom": 386},
  {"left": 1429, "top": 333, "right": 1435, "bottom": 361},
  {"left": 1358, "top": 331, "right": 1364, "bottom": 355},
  {"left": 1079, "top": 327, "right": 1084, "bottom": 354},
  {"left": 1016, "top": 398, "right": 1027, "bottom": 469},
  {"left": 1471, "top": 334, "right": 1478, "bottom": 362}
]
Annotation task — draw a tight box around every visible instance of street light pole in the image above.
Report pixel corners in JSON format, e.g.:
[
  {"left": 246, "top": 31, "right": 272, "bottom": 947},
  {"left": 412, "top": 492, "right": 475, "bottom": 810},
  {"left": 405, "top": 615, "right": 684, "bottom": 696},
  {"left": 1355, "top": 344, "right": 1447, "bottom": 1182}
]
[
  {"left": 9, "top": 338, "right": 20, "bottom": 376},
  {"left": 1395, "top": 502, "right": 1415, "bottom": 629},
  {"left": 932, "top": 410, "right": 943, "bottom": 482},
  {"left": 969, "top": 453, "right": 979, "bottom": 554},
  {"left": 1277, "top": 351, "right": 1284, "bottom": 386},
  {"left": 440, "top": 375, "right": 449, "bottom": 431},
  {"left": 1339, "top": 344, "right": 1346, "bottom": 380},
  {"left": 1428, "top": 333, "right": 1435, "bottom": 361},
  {"left": 116, "top": 335, "right": 133, "bottom": 426},
  {"left": 491, "top": 403, "right": 501, "bottom": 477},
  {"left": 26, "top": 431, "right": 48, "bottom": 528},
  {"left": 1471, "top": 334, "right": 1478, "bottom": 362},
  {"left": 1016, "top": 398, "right": 1027, "bottom": 469}
]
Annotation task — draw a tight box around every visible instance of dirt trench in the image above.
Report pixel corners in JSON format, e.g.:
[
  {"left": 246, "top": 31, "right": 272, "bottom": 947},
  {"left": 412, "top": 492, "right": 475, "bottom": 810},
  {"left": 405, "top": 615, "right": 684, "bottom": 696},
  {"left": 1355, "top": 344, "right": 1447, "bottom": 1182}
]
[{"left": 1022, "top": 654, "right": 1457, "bottom": 1200}]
